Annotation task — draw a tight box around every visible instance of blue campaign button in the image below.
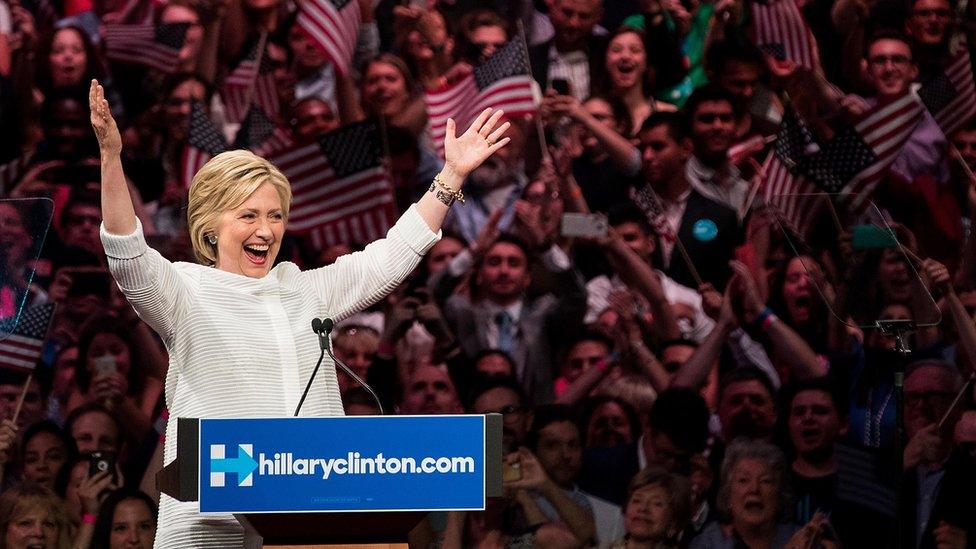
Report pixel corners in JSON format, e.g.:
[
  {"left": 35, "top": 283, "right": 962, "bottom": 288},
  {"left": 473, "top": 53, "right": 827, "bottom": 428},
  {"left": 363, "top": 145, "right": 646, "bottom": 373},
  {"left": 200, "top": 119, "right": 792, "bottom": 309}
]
[{"left": 692, "top": 219, "right": 718, "bottom": 242}]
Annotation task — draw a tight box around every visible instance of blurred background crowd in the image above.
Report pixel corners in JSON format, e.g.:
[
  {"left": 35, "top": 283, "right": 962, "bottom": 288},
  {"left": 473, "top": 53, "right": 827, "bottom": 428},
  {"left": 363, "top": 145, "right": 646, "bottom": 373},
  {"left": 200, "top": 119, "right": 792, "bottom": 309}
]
[{"left": 1, "top": 0, "right": 976, "bottom": 546}]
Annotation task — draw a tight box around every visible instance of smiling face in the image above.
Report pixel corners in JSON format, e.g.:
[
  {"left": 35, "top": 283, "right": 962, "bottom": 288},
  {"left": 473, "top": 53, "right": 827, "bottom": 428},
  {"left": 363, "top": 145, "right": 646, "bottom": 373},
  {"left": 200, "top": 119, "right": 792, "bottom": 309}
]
[
  {"left": 212, "top": 183, "right": 285, "bottom": 278},
  {"left": 109, "top": 498, "right": 156, "bottom": 549},
  {"left": 728, "top": 457, "right": 778, "bottom": 530},
  {"left": 624, "top": 484, "right": 672, "bottom": 541},
  {"left": 863, "top": 38, "right": 917, "bottom": 100},
  {"left": 689, "top": 100, "right": 736, "bottom": 160},
  {"left": 49, "top": 28, "right": 87, "bottom": 88},
  {"left": 362, "top": 61, "right": 410, "bottom": 117},
  {"left": 477, "top": 242, "right": 530, "bottom": 304},
  {"left": 606, "top": 31, "right": 647, "bottom": 91}
]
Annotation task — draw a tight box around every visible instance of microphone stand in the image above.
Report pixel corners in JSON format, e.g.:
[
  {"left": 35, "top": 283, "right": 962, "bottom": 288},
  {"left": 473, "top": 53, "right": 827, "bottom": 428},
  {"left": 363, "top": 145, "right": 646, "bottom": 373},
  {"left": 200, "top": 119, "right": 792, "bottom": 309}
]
[{"left": 294, "top": 318, "right": 386, "bottom": 416}]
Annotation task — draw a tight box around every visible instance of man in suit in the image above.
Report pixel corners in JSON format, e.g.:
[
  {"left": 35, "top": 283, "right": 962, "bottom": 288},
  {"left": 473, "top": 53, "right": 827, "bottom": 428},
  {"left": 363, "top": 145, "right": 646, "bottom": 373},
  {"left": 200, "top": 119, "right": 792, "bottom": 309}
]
[
  {"left": 437, "top": 235, "right": 586, "bottom": 404},
  {"left": 528, "top": 0, "right": 608, "bottom": 99},
  {"left": 633, "top": 111, "right": 741, "bottom": 290}
]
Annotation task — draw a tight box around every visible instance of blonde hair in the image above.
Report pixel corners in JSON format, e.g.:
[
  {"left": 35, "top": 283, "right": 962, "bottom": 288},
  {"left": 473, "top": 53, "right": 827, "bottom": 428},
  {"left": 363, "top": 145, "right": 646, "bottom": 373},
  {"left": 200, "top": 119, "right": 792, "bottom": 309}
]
[
  {"left": 0, "top": 483, "right": 73, "bottom": 549},
  {"left": 186, "top": 150, "right": 292, "bottom": 265},
  {"left": 597, "top": 373, "right": 657, "bottom": 414}
]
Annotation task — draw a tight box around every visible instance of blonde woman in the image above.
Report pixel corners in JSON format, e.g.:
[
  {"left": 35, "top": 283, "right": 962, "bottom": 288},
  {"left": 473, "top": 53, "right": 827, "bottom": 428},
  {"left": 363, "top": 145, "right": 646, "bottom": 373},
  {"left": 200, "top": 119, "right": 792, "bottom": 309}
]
[
  {"left": 88, "top": 79, "right": 511, "bottom": 547},
  {"left": 0, "top": 483, "right": 73, "bottom": 549}
]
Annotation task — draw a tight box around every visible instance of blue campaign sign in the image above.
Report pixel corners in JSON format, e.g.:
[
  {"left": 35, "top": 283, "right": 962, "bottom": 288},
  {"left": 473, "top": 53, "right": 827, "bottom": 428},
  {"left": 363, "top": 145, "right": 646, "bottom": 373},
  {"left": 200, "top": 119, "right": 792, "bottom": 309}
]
[{"left": 198, "top": 415, "right": 486, "bottom": 514}]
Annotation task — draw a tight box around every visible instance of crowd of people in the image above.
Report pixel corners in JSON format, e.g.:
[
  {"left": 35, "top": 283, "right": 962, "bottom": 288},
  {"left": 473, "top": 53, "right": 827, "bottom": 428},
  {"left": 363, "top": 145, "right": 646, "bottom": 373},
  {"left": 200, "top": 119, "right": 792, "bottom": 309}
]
[{"left": 1, "top": 0, "right": 976, "bottom": 546}]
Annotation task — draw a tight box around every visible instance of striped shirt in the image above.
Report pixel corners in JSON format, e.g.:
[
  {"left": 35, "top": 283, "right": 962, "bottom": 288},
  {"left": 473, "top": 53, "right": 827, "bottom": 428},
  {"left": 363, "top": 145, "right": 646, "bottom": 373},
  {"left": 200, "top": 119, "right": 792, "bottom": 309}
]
[{"left": 100, "top": 205, "right": 439, "bottom": 548}]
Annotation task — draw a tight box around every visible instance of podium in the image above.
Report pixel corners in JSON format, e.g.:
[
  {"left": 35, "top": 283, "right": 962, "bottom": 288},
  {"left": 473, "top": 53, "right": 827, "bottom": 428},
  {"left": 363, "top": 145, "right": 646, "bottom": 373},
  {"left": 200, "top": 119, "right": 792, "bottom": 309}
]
[{"left": 158, "top": 415, "right": 503, "bottom": 549}]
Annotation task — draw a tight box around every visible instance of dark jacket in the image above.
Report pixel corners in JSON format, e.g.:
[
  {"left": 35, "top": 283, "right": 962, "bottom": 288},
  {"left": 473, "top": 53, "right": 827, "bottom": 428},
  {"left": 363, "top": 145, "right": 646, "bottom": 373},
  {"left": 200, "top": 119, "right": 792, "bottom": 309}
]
[{"left": 654, "top": 190, "right": 742, "bottom": 290}]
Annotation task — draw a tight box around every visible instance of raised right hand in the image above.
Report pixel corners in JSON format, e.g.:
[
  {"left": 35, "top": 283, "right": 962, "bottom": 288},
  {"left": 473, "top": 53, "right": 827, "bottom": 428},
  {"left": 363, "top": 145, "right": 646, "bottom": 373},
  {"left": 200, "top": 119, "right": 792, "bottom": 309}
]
[
  {"left": 89, "top": 79, "right": 122, "bottom": 158},
  {"left": 79, "top": 469, "right": 116, "bottom": 515},
  {"left": 0, "top": 419, "right": 19, "bottom": 465}
]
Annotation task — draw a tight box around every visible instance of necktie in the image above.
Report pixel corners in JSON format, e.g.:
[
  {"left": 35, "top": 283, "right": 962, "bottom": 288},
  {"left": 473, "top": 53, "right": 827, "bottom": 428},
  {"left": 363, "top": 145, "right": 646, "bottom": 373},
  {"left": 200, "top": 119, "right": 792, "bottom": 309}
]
[{"left": 495, "top": 311, "right": 515, "bottom": 354}]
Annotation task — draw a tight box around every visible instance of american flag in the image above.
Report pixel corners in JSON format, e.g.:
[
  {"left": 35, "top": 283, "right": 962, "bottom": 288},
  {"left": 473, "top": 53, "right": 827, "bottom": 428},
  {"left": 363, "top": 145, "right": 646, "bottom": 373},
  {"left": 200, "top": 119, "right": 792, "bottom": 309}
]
[
  {"left": 221, "top": 41, "right": 280, "bottom": 125},
  {"left": 234, "top": 105, "right": 293, "bottom": 155},
  {"left": 267, "top": 121, "right": 396, "bottom": 248},
  {"left": 103, "top": 22, "right": 190, "bottom": 73},
  {"left": 764, "top": 94, "right": 924, "bottom": 233},
  {"left": 0, "top": 303, "right": 55, "bottom": 372},
  {"left": 761, "top": 107, "right": 822, "bottom": 235},
  {"left": 804, "top": 92, "right": 924, "bottom": 213},
  {"left": 750, "top": 0, "right": 820, "bottom": 70},
  {"left": 918, "top": 38, "right": 976, "bottom": 137},
  {"left": 425, "top": 39, "right": 537, "bottom": 158},
  {"left": 180, "top": 102, "right": 229, "bottom": 189},
  {"left": 296, "top": 0, "right": 360, "bottom": 76},
  {"left": 632, "top": 183, "right": 676, "bottom": 243}
]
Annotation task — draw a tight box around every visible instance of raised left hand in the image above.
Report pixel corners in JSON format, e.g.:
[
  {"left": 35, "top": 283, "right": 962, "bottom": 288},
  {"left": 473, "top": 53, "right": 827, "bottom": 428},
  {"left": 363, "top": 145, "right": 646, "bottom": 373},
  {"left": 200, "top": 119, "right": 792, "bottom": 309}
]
[{"left": 443, "top": 108, "right": 511, "bottom": 181}]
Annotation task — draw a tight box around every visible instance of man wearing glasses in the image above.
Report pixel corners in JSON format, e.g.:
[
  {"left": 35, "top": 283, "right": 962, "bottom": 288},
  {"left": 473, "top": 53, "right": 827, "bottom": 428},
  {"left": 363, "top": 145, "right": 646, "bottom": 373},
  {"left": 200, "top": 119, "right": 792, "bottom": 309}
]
[{"left": 900, "top": 360, "right": 975, "bottom": 548}]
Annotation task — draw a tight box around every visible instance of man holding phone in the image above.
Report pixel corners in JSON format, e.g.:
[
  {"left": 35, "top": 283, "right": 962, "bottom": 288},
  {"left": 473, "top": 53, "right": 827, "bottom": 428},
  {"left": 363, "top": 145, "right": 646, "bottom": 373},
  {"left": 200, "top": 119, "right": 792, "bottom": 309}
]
[{"left": 529, "top": 0, "right": 608, "bottom": 100}]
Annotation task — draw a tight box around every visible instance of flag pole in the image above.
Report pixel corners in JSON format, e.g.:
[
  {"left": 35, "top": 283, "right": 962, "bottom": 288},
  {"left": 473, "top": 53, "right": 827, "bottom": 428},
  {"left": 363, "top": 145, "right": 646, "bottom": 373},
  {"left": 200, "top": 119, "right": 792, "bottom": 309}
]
[
  {"left": 11, "top": 373, "right": 32, "bottom": 425},
  {"left": 951, "top": 143, "right": 976, "bottom": 184},
  {"left": 9, "top": 302, "right": 55, "bottom": 426},
  {"left": 515, "top": 21, "right": 550, "bottom": 163},
  {"left": 738, "top": 148, "right": 773, "bottom": 220},
  {"left": 645, "top": 185, "right": 704, "bottom": 287},
  {"left": 239, "top": 31, "right": 269, "bottom": 122}
]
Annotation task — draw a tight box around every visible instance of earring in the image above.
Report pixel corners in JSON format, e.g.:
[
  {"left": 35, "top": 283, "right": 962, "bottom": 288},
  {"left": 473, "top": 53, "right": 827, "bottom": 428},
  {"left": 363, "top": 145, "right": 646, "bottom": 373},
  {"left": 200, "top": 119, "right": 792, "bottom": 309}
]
[{"left": 206, "top": 234, "right": 217, "bottom": 245}]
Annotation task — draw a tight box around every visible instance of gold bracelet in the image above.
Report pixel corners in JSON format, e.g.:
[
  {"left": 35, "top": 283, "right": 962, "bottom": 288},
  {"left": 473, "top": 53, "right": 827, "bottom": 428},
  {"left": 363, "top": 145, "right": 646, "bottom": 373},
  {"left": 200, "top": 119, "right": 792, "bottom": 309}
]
[{"left": 433, "top": 174, "right": 465, "bottom": 205}]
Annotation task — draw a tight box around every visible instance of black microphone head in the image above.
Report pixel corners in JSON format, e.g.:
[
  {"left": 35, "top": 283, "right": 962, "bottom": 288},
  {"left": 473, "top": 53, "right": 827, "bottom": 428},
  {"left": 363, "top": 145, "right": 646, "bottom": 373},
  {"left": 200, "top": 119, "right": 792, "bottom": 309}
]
[
  {"left": 311, "top": 318, "right": 323, "bottom": 334},
  {"left": 322, "top": 318, "right": 335, "bottom": 333}
]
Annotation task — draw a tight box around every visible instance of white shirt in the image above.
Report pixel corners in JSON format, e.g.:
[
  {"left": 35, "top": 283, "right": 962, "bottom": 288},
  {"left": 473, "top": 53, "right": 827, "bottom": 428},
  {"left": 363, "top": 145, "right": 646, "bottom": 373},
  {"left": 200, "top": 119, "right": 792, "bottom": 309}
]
[
  {"left": 685, "top": 156, "right": 750, "bottom": 219},
  {"left": 547, "top": 46, "right": 591, "bottom": 101},
  {"left": 101, "top": 206, "right": 439, "bottom": 548},
  {"left": 585, "top": 271, "right": 711, "bottom": 342},
  {"left": 632, "top": 187, "right": 690, "bottom": 268}
]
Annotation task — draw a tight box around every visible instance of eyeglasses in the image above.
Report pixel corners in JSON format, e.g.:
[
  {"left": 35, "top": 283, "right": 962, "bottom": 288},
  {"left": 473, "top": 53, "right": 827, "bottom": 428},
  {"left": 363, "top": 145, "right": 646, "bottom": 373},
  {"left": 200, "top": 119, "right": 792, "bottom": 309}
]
[
  {"left": 912, "top": 8, "right": 951, "bottom": 18},
  {"left": 904, "top": 390, "right": 956, "bottom": 407},
  {"left": 867, "top": 54, "right": 912, "bottom": 67}
]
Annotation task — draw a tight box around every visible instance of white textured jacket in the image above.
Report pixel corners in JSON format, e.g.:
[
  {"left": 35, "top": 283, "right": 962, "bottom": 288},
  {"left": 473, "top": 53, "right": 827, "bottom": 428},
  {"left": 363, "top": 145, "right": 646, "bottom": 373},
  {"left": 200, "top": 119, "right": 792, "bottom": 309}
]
[{"left": 100, "top": 205, "right": 439, "bottom": 548}]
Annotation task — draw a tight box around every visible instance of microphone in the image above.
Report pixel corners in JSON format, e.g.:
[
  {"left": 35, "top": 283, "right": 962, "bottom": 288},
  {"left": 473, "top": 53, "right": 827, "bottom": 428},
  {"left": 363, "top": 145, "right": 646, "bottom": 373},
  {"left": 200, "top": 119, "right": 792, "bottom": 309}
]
[{"left": 294, "top": 317, "right": 385, "bottom": 416}]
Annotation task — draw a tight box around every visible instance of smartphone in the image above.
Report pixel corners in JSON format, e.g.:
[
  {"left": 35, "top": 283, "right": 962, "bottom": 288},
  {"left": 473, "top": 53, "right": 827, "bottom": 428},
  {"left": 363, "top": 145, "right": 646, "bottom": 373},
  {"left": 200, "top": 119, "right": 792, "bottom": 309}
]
[
  {"left": 66, "top": 269, "right": 112, "bottom": 299},
  {"left": 561, "top": 213, "right": 608, "bottom": 239},
  {"left": 550, "top": 78, "right": 571, "bottom": 96},
  {"left": 89, "top": 451, "right": 117, "bottom": 480},
  {"left": 93, "top": 355, "right": 117, "bottom": 377}
]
